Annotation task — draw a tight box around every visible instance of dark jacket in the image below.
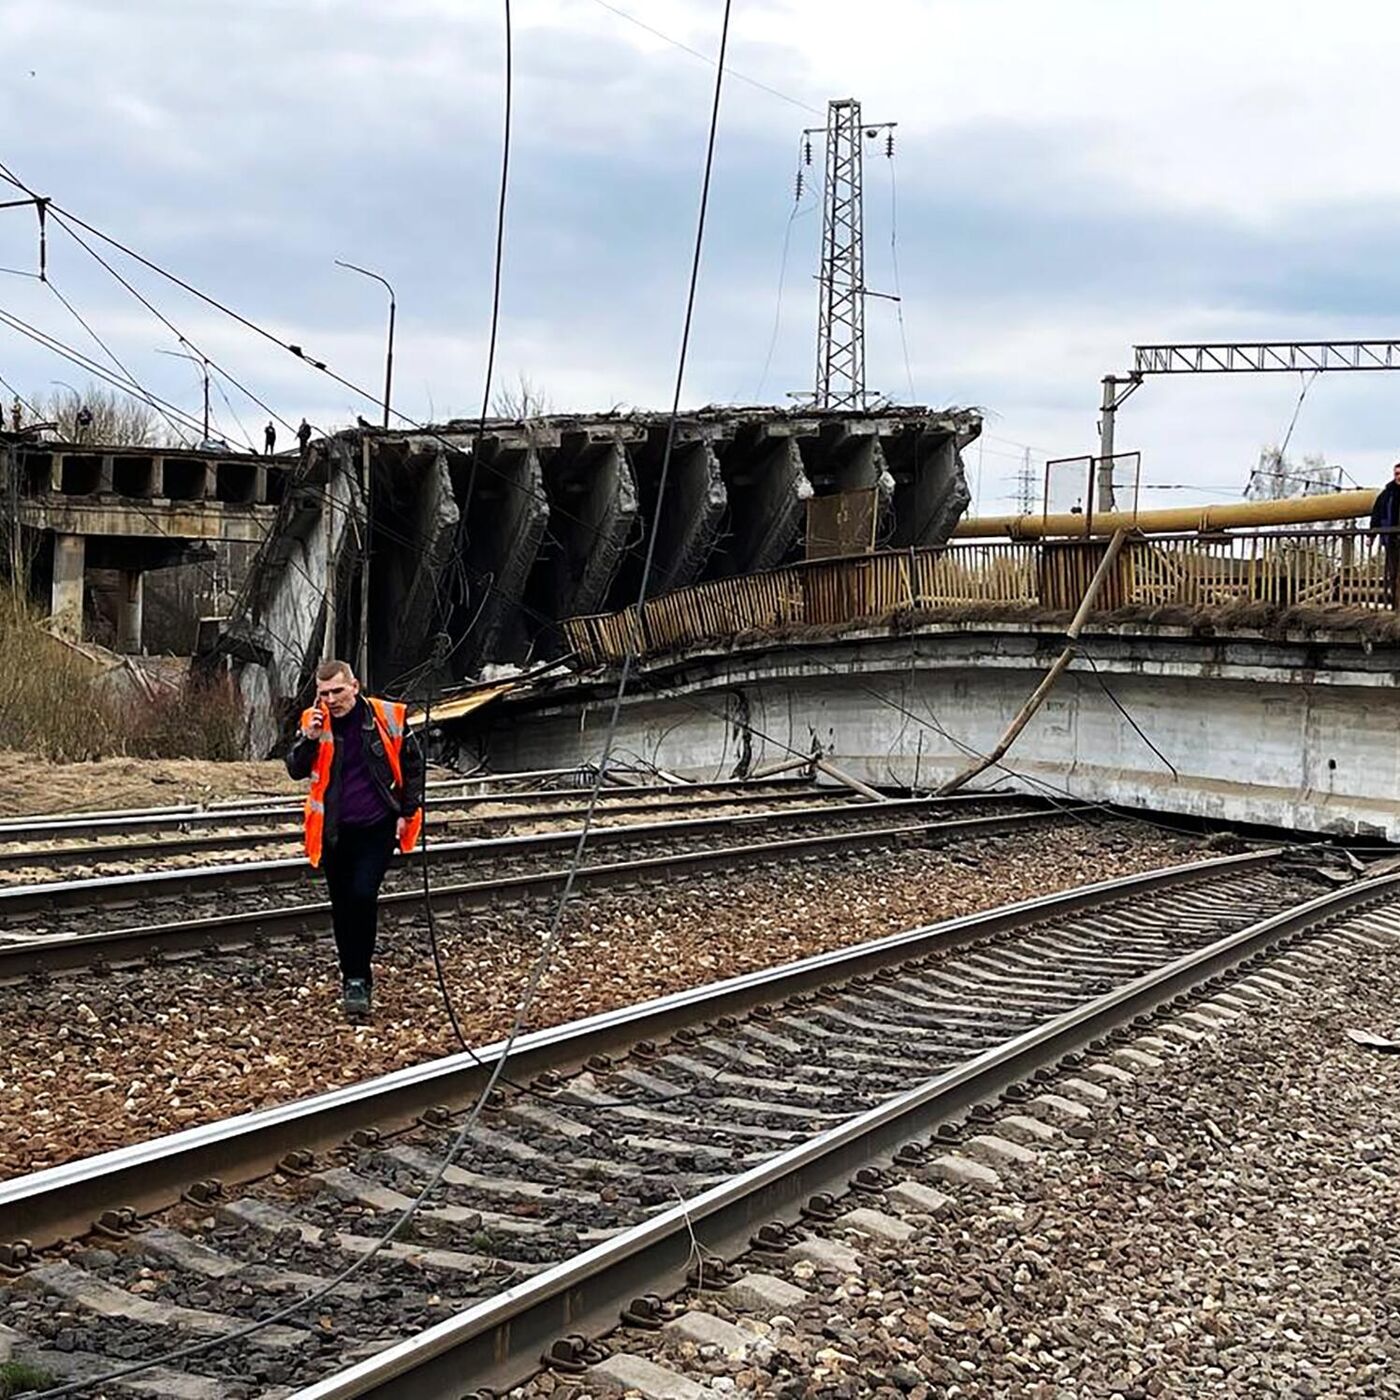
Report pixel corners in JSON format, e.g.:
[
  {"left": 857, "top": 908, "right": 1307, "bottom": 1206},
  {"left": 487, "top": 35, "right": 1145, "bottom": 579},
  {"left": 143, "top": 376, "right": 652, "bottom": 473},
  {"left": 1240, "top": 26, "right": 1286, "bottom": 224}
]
[
  {"left": 285, "top": 697, "right": 425, "bottom": 848},
  {"left": 1371, "top": 481, "right": 1400, "bottom": 532}
]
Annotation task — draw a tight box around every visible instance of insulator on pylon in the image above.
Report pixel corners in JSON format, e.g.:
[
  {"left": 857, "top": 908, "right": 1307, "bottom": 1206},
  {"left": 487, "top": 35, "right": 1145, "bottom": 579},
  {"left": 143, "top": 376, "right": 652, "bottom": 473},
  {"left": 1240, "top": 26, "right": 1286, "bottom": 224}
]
[
  {"left": 794, "top": 170, "right": 804, "bottom": 201},
  {"left": 885, "top": 132, "right": 895, "bottom": 158},
  {"left": 803, "top": 137, "right": 812, "bottom": 166}
]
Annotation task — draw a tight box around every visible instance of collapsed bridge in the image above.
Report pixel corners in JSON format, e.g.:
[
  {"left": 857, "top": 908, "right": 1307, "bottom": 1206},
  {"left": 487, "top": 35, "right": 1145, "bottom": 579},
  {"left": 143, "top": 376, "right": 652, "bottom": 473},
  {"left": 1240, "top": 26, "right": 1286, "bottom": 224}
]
[{"left": 209, "top": 405, "right": 980, "bottom": 752}]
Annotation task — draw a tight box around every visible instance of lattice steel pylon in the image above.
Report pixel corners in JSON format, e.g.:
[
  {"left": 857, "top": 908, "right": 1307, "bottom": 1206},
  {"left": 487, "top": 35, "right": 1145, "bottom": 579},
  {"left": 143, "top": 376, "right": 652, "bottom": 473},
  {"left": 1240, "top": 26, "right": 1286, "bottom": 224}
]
[{"left": 804, "top": 99, "right": 896, "bottom": 410}]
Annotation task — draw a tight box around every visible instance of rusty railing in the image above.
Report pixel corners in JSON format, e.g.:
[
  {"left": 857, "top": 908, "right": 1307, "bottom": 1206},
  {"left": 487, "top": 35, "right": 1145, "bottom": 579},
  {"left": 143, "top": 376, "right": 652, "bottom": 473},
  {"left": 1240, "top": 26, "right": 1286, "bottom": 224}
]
[{"left": 561, "top": 528, "right": 1395, "bottom": 667}]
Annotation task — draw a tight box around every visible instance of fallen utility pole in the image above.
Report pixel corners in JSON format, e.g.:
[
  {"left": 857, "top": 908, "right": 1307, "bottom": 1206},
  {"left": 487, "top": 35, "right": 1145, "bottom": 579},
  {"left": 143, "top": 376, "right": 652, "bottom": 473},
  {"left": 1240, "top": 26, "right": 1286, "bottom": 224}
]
[
  {"left": 939, "top": 529, "right": 1129, "bottom": 796},
  {"left": 816, "top": 756, "right": 888, "bottom": 803}
]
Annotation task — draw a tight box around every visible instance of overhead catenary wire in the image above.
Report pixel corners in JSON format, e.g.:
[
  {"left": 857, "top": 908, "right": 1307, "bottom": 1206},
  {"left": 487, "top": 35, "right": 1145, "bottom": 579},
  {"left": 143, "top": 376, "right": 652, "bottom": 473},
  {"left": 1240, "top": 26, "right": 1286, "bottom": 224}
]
[
  {"left": 0, "top": 161, "right": 739, "bottom": 581},
  {"left": 41, "top": 203, "right": 300, "bottom": 440},
  {"left": 0, "top": 304, "right": 211, "bottom": 440},
  {"left": 43, "top": 277, "right": 194, "bottom": 446},
  {"left": 884, "top": 140, "right": 916, "bottom": 403},
  {"left": 748, "top": 134, "right": 816, "bottom": 404},
  {"left": 583, "top": 0, "right": 818, "bottom": 114},
  {"left": 19, "top": 1, "right": 736, "bottom": 1394},
  {"left": 424, "top": 0, "right": 743, "bottom": 1096}
]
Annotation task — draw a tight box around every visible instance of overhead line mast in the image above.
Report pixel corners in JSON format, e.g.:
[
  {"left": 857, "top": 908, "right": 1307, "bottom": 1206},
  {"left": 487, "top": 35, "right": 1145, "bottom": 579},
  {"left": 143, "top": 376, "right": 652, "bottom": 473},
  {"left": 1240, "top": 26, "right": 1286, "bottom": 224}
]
[{"left": 801, "top": 98, "right": 896, "bottom": 410}]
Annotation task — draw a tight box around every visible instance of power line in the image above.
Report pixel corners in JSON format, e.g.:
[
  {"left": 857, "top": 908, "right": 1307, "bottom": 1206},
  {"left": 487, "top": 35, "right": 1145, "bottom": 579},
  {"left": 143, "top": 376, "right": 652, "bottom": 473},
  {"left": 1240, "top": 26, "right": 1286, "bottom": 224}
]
[
  {"left": 583, "top": 0, "right": 818, "bottom": 114},
  {"left": 884, "top": 141, "right": 916, "bottom": 403},
  {"left": 0, "top": 162, "right": 727, "bottom": 577},
  {"left": 749, "top": 135, "right": 815, "bottom": 403},
  {"left": 43, "top": 278, "right": 194, "bottom": 446},
  {"left": 19, "top": 2, "right": 738, "bottom": 1392},
  {"left": 0, "top": 304, "right": 210, "bottom": 439},
  {"left": 42, "top": 203, "right": 300, "bottom": 438}
]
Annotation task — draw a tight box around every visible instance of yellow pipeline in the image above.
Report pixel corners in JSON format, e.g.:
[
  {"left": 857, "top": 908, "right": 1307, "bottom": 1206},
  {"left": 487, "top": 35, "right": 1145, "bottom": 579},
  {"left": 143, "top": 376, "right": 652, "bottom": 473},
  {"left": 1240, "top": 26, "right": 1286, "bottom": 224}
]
[{"left": 954, "top": 488, "right": 1380, "bottom": 539}]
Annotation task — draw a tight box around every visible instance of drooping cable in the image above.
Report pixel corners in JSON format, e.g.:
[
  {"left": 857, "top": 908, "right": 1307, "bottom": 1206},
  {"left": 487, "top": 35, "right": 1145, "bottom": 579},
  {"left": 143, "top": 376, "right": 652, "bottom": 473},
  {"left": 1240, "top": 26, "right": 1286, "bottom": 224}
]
[
  {"left": 41, "top": 203, "right": 299, "bottom": 437},
  {"left": 43, "top": 278, "right": 194, "bottom": 445},
  {"left": 0, "top": 161, "right": 691, "bottom": 565},
  {"left": 1278, "top": 369, "right": 1318, "bottom": 461},
  {"left": 0, "top": 304, "right": 208, "bottom": 438},
  {"left": 19, "top": 3, "right": 736, "bottom": 1394},
  {"left": 885, "top": 142, "right": 917, "bottom": 403},
  {"left": 584, "top": 0, "right": 817, "bottom": 114},
  {"left": 750, "top": 135, "right": 814, "bottom": 403}
]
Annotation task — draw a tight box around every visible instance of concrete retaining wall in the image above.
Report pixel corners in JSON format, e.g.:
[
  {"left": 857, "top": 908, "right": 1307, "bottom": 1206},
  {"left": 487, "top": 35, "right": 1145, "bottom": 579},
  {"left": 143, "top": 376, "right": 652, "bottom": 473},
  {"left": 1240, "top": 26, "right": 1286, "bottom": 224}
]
[{"left": 479, "top": 624, "right": 1400, "bottom": 841}]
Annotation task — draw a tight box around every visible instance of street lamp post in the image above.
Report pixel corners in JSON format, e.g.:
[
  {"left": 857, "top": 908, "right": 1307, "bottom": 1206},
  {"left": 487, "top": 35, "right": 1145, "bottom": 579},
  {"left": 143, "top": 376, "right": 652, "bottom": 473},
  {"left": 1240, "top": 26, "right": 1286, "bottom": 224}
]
[
  {"left": 333, "top": 260, "right": 396, "bottom": 687},
  {"left": 334, "top": 260, "right": 395, "bottom": 428},
  {"left": 157, "top": 349, "right": 210, "bottom": 441},
  {"left": 49, "top": 381, "right": 84, "bottom": 441}
]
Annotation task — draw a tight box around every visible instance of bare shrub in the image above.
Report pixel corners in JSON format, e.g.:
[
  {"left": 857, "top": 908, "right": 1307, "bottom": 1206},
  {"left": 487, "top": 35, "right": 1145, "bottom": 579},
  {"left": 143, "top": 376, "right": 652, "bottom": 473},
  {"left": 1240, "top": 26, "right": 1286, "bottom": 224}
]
[
  {"left": 0, "top": 593, "right": 244, "bottom": 762},
  {"left": 23, "top": 384, "right": 165, "bottom": 446}
]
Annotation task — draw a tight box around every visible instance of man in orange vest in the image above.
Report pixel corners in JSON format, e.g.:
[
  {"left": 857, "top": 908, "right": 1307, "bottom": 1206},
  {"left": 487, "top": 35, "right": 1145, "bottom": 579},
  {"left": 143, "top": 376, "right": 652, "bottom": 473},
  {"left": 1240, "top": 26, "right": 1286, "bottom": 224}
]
[{"left": 286, "top": 658, "right": 424, "bottom": 1021}]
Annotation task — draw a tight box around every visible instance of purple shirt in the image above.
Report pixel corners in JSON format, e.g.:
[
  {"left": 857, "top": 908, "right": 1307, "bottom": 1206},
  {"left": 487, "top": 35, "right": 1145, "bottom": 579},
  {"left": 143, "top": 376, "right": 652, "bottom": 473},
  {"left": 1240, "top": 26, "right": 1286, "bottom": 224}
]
[{"left": 332, "top": 700, "right": 393, "bottom": 828}]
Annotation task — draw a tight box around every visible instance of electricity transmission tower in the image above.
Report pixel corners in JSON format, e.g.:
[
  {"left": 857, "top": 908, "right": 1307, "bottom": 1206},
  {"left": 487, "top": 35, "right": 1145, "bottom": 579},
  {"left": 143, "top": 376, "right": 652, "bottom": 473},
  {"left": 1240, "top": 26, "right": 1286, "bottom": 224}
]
[
  {"left": 1015, "top": 447, "right": 1038, "bottom": 515},
  {"left": 802, "top": 99, "right": 896, "bottom": 410}
]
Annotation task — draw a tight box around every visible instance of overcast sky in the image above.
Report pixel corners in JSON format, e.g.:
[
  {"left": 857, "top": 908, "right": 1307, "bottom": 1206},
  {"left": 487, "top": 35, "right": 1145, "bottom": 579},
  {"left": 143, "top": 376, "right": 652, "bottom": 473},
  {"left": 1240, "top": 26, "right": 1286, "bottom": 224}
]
[{"left": 3, "top": 0, "right": 1400, "bottom": 511}]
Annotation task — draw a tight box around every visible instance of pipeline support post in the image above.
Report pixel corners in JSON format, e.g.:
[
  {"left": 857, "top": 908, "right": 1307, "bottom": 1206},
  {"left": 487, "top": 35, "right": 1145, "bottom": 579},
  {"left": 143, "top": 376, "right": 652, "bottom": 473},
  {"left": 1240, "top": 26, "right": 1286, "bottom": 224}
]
[{"left": 1096, "top": 374, "right": 1142, "bottom": 515}]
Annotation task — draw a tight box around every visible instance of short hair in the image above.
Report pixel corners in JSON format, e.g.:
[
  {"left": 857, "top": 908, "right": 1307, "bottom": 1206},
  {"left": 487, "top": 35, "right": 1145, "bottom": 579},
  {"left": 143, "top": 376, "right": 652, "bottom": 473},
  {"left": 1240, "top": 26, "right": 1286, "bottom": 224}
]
[{"left": 316, "top": 659, "right": 355, "bottom": 684}]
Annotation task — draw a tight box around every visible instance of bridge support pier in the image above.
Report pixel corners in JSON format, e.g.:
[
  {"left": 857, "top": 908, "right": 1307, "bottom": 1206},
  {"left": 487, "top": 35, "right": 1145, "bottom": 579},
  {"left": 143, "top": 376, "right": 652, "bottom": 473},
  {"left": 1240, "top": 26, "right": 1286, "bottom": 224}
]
[
  {"left": 50, "top": 533, "right": 85, "bottom": 641},
  {"left": 116, "top": 569, "right": 144, "bottom": 654}
]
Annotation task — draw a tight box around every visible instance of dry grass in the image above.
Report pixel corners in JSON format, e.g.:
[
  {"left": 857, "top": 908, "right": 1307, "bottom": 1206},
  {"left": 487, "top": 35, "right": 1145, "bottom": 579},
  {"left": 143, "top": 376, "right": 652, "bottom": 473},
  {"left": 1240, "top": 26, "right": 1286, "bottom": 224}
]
[{"left": 0, "top": 592, "right": 244, "bottom": 763}]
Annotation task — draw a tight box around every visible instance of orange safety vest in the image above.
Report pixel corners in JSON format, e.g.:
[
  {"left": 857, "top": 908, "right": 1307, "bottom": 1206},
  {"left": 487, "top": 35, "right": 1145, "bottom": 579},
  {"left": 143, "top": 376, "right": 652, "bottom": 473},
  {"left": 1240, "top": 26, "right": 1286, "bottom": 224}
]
[{"left": 299, "top": 696, "right": 424, "bottom": 868}]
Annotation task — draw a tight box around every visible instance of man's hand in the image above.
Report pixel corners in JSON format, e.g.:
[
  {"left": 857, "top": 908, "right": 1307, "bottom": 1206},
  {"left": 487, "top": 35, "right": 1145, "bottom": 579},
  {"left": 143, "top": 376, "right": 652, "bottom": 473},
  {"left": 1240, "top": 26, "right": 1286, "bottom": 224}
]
[
  {"left": 396, "top": 816, "right": 409, "bottom": 843},
  {"left": 301, "top": 708, "right": 326, "bottom": 740}
]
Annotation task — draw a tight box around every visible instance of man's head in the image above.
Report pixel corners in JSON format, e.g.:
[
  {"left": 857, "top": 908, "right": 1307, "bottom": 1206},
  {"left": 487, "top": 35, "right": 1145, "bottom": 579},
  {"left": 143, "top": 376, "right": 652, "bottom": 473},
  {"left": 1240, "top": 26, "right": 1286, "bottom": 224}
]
[
  {"left": 315, "top": 660, "right": 359, "bottom": 717},
  {"left": 1391, "top": 461, "right": 1400, "bottom": 485}
]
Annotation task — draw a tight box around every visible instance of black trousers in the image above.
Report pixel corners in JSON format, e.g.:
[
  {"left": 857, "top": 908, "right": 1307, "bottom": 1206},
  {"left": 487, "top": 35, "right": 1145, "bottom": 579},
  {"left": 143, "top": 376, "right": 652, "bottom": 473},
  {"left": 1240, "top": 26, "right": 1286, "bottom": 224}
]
[{"left": 321, "top": 818, "right": 397, "bottom": 983}]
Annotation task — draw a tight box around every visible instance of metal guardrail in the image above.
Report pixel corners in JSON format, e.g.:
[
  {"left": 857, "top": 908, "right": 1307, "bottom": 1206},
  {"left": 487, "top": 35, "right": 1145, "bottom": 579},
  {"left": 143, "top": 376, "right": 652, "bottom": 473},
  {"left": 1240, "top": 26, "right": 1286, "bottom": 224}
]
[{"left": 562, "top": 528, "right": 1396, "bottom": 667}]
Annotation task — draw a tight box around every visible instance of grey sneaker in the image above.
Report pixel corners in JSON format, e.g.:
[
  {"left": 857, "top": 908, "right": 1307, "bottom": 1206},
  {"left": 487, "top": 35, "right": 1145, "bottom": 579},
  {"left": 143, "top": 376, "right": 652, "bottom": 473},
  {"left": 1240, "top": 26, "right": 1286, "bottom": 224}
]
[{"left": 342, "top": 978, "right": 371, "bottom": 1022}]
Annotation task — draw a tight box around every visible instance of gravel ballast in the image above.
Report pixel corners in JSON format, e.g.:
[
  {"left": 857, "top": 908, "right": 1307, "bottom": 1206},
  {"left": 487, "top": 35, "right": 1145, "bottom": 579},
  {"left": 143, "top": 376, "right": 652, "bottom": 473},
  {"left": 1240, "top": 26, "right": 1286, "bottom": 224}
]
[
  {"left": 564, "top": 911, "right": 1400, "bottom": 1399},
  {"left": 1, "top": 824, "right": 1205, "bottom": 1179}
]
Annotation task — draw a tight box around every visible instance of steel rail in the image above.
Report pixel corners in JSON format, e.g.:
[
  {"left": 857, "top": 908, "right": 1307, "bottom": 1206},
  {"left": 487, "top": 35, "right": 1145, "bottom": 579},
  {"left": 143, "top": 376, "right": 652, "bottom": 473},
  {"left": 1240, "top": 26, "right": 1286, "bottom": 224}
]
[
  {"left": 287, "top": 861, "right": 1398, "bottom": 1399},
  {"left": 0, "top": 847, "right": 1271, "bottom": 1250},
  {"left": 0, "top": 767, "right": 671, "bottom": 829},
  {"left": 0, "top": 794, "right": 1041, "bottom": 915},
  {"left": 0, "top": 806, "right": 1070, "bottom": 978},
  {"left": 0, "top": 776, "right": 821, "bottom": 842},
  {"left": 0, "top": 785, "right": 868, "bottom": 870}
]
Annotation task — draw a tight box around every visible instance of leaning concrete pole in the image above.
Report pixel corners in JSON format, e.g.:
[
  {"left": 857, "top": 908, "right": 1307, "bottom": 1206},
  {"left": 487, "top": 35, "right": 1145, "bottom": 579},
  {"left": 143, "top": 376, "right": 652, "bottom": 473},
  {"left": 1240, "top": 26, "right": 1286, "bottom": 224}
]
[{"left": 939, "top": 528, "right": 1129, "bottom": 796}]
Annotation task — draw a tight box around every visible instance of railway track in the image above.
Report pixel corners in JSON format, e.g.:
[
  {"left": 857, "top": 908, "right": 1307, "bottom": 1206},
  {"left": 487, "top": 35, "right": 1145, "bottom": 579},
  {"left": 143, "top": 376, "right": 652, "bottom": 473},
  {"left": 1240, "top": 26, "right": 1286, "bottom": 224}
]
[
  {"left": 0, "top": 778, "right": 857, "bottom": 875},
  {"left": 0, "top": 797, "right": 1059, "bottom": 975},
  {"left": 0, "top": 767, "right": 719, "bottom": 837},
  {"left": 0, "top": 847, "right": 1385, "bottom": 1398}
]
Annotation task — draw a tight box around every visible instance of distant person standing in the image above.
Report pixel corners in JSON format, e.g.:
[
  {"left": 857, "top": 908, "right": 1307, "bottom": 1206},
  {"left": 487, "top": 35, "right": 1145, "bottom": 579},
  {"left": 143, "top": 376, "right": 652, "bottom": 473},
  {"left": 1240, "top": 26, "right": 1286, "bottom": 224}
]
[
  {"left": 9, "top": 398, "right": 21, "bottom": 432},
  {"left": 74, "top": 405, "right": 93, "bottom": 442},
  {"left": 285, "top": 659, "right": 424, "bottom": 1021},
  {"left": 296, "top": 418, "right": 312, "bottom": 459},
  {"left": 264, "top": 421, "right": 276, "bottom": 455},
  {"left": 1370, "top": 462, "right": 1400, "bottom": 608}
]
